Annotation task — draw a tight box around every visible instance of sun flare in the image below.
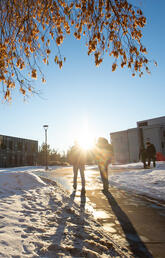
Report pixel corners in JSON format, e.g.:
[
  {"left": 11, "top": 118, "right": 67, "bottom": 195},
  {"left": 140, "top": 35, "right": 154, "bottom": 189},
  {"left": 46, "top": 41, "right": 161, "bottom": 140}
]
[
  {"left": 73, "top": 121, "right": 95, "bottom": 151},
  {"left": 76, "top": 135, "right": 94, "bottom": 150}
]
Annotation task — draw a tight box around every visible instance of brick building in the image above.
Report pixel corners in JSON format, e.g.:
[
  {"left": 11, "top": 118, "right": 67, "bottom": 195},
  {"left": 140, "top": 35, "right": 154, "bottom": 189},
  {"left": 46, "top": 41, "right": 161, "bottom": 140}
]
[{"left": 0, "top": 134, "right": 38, "bottom": 168}]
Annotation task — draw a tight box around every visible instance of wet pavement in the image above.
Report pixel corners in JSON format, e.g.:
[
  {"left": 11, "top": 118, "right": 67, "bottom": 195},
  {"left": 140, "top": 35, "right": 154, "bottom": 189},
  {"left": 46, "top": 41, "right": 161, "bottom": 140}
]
[{"left": 34, "top": 166, "right": 165, "bottom": 258}]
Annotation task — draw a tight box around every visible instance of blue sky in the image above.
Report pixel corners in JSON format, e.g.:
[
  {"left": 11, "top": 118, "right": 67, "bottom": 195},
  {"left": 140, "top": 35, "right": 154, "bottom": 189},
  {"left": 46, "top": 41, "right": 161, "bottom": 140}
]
[{"left": 0, "top": 0, "right": 165, "bottom": 152}]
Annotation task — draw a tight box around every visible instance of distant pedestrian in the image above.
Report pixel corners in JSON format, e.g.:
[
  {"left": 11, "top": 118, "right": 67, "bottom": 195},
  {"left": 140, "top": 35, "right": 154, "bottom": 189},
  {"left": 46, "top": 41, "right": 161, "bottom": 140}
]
[
  {"left": 146, "top": 141, "right": 156, "bottom": 168},
  {"left": 68, "top": 142, "right": 86, "bottom": 192},
  {"left": 139, "top": 146, "right": 147, "bottom": 169},
  {"left": 94, "top": 137, "right": 112, "bottom": 192}
]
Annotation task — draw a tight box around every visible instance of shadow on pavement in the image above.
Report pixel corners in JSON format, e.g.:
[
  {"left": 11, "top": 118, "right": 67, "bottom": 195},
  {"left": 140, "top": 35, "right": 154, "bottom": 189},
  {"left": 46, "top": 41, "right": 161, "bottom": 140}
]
[{"left": 103, "top": 189, "right": 153, "bottom": 258}]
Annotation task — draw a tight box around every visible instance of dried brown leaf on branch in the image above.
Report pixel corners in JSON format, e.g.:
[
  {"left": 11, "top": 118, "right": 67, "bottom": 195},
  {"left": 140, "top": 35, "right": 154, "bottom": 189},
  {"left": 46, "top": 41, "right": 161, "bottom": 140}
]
[{"left": 0, "top": 0, "right": 151, "bottom": 101}]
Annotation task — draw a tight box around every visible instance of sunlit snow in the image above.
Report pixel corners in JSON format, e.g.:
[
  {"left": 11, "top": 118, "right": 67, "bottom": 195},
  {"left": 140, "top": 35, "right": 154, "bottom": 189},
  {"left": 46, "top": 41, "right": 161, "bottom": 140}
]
[
  {"left": 109, "top": 161, "right": 165, "bottom": 201},
  {"left": 0, "top": 166, "right": 127, "bottom": 257}
]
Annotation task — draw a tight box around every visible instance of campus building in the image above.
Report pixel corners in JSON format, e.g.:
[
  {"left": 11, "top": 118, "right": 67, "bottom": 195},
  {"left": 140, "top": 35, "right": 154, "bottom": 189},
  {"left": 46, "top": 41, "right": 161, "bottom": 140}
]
[
  {"left": 0, "top": 134, "right": 38, "bottom": 167},
  {"left": 110, "top": 116, "right": 165, "bottom": 164}
]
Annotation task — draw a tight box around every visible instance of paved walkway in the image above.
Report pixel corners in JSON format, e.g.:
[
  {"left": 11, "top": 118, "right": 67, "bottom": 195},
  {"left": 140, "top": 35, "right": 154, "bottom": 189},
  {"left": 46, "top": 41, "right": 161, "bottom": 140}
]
[{"left": 35, "top": 166, "right": 165, "bottom": 258}]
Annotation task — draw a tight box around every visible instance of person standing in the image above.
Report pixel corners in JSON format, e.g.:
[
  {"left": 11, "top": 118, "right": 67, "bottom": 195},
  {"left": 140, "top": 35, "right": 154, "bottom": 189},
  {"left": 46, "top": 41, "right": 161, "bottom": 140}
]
[
  {"left": 68, "top": 142, "right": 86, "bottom": 192},
  {"left": 94, "top": 137, "right": 112, "bottom": 192},
  {"left": 146, "top": 141, "right": 156, "bottom": 168},
  {"left": 139, "top": 146, "right": 147, "bottom": 169}
]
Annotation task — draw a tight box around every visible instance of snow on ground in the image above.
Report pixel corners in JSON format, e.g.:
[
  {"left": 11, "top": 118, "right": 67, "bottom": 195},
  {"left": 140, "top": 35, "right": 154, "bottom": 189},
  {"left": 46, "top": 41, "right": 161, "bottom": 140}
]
[
  {"left": 2, "top": 162, "right": 164, "bottom": 257},
  {"left": 0, "top": 168, "right": 128, "bottom": 258},
  {"left": 0, "top": 165, "right": 62, "bottom": 174},
  {"left": 108, "top": 161, "right": 165, "bottom": 202}
]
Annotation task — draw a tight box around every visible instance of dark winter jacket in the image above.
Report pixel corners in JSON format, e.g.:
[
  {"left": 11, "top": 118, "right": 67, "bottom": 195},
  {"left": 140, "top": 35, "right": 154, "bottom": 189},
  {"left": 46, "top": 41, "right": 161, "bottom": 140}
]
[
  {"left": 146, "top": 144, "right": 156, "bottom": 158},
  {"left": 68, "top": 145, "right": 86, "bottom": 166},
  {"left": 139, "top": 148, "right": 147, "bottom": 161}
]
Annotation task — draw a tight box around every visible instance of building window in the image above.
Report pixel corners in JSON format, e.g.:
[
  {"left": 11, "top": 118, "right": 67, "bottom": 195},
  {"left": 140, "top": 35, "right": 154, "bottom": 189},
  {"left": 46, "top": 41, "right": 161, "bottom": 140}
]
[
  {"left": 1, "top": 142, "right": 7, "bottom": 150},
  {"left": 9, "top": 140, "right": 13, "bottom": 150},
  {"left": 31, "top": 143, "right": 36, "bottom": 152},
  {"left": 18, "top": 142, "right": 23, "bottom": 151},
  {"left": 25, "top": 143, "right": 28, "bottom": 151},
  {"left": 138, "top": 121, "right": 148, "bottom": 127}
]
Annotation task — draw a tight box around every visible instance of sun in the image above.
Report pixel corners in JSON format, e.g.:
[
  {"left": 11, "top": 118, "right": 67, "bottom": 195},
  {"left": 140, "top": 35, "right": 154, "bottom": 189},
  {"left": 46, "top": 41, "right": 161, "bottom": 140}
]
[
  {"left": 77, "top": 134, "right": 95, "bottom": 150},
  {"left": 72, "top": 118, "right": 96, "bottom": 151},
  {"left": 74, "top": 128, "right": 95, "bottom": 151}
]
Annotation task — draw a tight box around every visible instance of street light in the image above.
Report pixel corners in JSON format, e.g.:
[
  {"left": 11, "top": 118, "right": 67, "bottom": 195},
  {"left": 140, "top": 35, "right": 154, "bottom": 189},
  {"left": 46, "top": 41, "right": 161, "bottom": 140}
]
[{"left": 43, "top": 125, "right": 48, "bottom": 170}]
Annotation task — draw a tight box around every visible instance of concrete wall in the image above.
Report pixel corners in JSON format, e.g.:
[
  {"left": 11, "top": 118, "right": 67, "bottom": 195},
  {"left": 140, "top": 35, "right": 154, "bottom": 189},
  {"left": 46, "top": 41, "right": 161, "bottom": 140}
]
[
  {"left": 137, "top": 116, "right": 165, "bottom": 127},
  {"left": 110, "top": 124, "right": 165, "bottom": 163},
  {"left": 127, "top": 128, "right": 139, "bottom": 162},
  {"left": 110, "top": 128, "right": 139, "bottom": 163},
  {"left": 111, "top": 130, "right": 129, "bottom": 163},
  {"left": 111, "top": 116, "right": 165, "bottom": 164},
  {"left": 142, "top": 125, "right": 165, "bottom": 154}
]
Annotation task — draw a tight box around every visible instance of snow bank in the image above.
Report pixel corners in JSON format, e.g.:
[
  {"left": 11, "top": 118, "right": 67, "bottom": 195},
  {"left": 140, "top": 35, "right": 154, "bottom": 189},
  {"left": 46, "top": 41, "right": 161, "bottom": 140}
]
[
  {"left": 0, "top": 171, "right": 46, "bottom": 192},
  {"left": 110, "top": 162, "right": 145, "bottom": 170},
  {"left": 0, "top": 165, "right": 61, "bottom": 173},
  {"left": 109, "top": 162, "right": 165, "bottom": 201}
]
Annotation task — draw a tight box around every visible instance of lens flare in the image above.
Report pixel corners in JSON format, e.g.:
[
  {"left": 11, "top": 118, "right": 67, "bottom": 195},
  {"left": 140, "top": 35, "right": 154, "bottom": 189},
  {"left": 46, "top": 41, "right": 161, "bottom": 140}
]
[{"left": 77, "top": 134, "right": 94, "bottom": 150}]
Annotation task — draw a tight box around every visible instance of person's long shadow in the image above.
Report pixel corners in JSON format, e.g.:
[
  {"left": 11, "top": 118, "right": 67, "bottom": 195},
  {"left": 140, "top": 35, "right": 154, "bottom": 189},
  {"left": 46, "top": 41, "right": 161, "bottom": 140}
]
[
  {"left": 72, "top": 190, "right": 86, "bottom": 253},
  {"left": 50, "top": 190, "right": 76, "bottom": 246},
  {"left": 48, "top": 189, "right": 88, "bottom": 256},
  {"left": 80, "top": 190, "right": 86, "bottom": 213},
  {"left": 102, "top": 190, "right": 153, "bottom": 258}
]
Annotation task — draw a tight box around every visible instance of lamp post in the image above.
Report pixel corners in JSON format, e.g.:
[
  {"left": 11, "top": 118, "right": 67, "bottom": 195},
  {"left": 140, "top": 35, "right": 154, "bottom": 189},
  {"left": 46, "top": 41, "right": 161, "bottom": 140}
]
[{"left": 43, "top": 125, "right": 48, "bottom": 170}]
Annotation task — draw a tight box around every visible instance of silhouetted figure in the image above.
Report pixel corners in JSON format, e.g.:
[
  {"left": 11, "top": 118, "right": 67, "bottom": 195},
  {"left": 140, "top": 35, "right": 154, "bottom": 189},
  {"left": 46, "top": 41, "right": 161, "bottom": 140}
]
[
  {"left": 146, "top": 141, "right": 156, "bottom": 168},
  {"left": 68, "top": 142, "right": 86, "bottom": 191},
  {"left": 139, "top": 146, "right": 147, "bottom": 168},
  {"left": 95, "top": 137, "right": 111, "bottom": 191}
]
